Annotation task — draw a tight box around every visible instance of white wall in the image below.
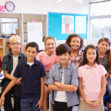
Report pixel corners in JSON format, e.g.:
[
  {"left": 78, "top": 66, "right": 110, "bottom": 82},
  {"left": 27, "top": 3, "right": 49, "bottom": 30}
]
[
  {"left": 1, "top": 0, "right": 90, "bottom": 14},
  {"left": 0, "top": 0, "right": 90, "bottom": 48}
]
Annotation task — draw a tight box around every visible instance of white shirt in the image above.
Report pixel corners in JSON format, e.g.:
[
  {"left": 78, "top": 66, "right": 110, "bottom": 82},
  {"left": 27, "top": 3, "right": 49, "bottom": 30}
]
[
  {"left": 55, "top": 69, "right": 67, "bottom": 102},
  {"left": 11, "top": 56, "right": 18, "bottom": 76}
]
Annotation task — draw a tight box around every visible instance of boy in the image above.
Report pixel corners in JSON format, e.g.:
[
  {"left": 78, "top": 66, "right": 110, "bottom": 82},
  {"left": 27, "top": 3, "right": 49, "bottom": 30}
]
[
  {"left": 47, "top": 44, "right": 79, "bottom": 111},
  {"left": 0, "top": 42, "right": 45, "bottom": 111},
  {"left": 1, "top": 35, "right": 25, "bottom": 111}
]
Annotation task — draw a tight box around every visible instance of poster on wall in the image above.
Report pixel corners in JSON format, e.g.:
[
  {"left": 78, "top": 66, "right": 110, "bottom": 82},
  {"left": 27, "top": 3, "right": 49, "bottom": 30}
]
[
  {"left": 27, "top": 22, "right": 43, "bottom": 44},
  {"left": 75, "top": 16, "right": 87, "bottom": 34},
  {"left": 62, "top": 15, "right": 74, "bottom": 34}
]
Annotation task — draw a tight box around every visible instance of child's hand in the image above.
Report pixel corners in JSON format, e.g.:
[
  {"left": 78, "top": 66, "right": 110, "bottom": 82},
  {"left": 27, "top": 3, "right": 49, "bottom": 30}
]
[
  {"left": 0, "top": 95, "right": 5, "bottom": 106},
  {"left": 86, "top": 101, "right": 95, "bottom": 108},
  {"left": 15, "top": 78, "right": 21, "bottom": 85},
  {"left": 92, "top": 100, "right": 100, "bottom": 108},
  {"left": 36, "top": 99, "right": 43, "bottom": 109},
  {"left": 54, "top": 82, "right": 62, "bottom": 88}
]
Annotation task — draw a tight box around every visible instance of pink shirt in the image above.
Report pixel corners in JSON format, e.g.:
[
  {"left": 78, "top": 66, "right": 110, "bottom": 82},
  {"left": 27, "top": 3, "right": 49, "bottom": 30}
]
[
  {"left": 37, "top": 51, "right": 58, "bottom": 71},
  {"left": 78, "top": 63, "right": 107, "bottom": 101}
]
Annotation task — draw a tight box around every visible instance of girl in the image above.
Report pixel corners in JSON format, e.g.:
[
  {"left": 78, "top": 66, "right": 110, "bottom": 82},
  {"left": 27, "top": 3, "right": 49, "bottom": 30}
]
[
  {"left": 66, "top": 34, "right": 83, "bottom": 67},
  {"left": 78, "top": 45, "right": 106, "bottom": 111},
  {"left": 97, "top": 38, "right": 111, "bottom": 110},
  {"left": 37, "top": 36, "right": 58, "bottom": 111},
  {"left": 1, "top": 35, "right": 25, "bottom": 111}
]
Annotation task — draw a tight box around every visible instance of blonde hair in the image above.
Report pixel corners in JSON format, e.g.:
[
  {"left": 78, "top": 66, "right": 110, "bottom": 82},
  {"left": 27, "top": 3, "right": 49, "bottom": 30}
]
[{"left": 9, "top": 35, "right": 21, "bottom": 43}]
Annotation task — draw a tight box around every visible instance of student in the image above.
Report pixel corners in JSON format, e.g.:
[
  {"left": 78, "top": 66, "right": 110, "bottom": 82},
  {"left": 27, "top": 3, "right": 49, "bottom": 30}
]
[
  {"left": 66, "top": 34, "right": 83, "bottom": 67},
  {"left": 1, "top": 35, "right": 25, "bottom": 111},
  {"left": 47, "top": 44, "right": 79, "bottom": 111},
  {"left": 37, "top": 36, "right": 58, "bottom": 111},
  {"left": 97, "top": 38, "right": 111, "bottom": 110},
  {"left": 78, "top": 45, "right": 106, "bottom": 111},
  {"left": 0, "top": 42, "right": 46, "bottom": 111}
]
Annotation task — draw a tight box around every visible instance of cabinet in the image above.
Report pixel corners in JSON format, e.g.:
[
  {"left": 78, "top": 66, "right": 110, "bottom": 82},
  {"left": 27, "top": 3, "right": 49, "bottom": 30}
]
[{"left": 0, "top": 38, "right": 4, "bottom": 60}]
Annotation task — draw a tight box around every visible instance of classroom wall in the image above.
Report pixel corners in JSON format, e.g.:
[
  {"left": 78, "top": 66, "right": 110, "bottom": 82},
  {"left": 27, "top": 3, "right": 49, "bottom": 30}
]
[
  {"left": 0, "top": 0, "right": 90, "bottom": 48},
  {"left": 0, "top": 0, "right": 90, "bottom": 14}
]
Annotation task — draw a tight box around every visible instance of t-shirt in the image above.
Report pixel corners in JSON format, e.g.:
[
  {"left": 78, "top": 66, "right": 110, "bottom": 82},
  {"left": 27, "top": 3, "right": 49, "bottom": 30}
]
[
  {"left": 37, "top": 51, "right": 58, "bottom": 71},
  {"left": 11, "top": 56, "right": 18, "bottom": 76},
  {"left": 78, "top": 63, "right": 107, "bottom": 101}
]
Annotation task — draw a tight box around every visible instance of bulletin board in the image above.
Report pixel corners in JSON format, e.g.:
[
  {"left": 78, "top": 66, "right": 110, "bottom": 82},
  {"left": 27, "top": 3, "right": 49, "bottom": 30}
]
[{"left": 48, "top": 12, "right": 88, "bottom": 40}]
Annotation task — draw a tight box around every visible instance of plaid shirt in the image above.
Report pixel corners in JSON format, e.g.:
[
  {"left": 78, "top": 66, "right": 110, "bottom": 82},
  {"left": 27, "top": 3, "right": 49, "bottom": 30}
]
[{"left": 70, "top": 51, "right": 83, "bottom": 68}]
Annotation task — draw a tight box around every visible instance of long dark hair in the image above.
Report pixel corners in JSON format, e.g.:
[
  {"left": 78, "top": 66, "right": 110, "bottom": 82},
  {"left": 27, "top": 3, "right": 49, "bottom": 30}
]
[
  {"left": 98, "top": 37, "right": 111, "bottom": 72},
  {"left": 98, "top": 37, "right": 110, "bottom": 56},
  {"left": 79, "top": 45, "right": 99, "bottom": 67}
]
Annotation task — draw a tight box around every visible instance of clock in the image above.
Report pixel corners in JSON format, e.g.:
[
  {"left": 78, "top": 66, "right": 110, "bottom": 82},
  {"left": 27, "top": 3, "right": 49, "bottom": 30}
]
[{"left": 5, "top": 1, "right": 15, "bottom": 12}]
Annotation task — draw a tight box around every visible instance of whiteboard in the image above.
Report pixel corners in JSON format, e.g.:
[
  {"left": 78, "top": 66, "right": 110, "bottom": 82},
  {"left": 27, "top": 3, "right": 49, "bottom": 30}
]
[{"left": 27, "top": 22, "right": 43, "bottom": 44}]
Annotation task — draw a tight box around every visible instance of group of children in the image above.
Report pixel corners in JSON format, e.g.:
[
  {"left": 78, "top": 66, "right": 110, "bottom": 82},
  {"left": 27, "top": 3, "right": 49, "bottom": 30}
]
[{"left": 0, "top": 34, "right": 110, "bottom": 111}]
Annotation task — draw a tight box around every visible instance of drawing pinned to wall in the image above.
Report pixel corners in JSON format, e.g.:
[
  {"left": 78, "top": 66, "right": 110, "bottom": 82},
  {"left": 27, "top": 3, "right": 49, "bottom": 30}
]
[
  {"left": 62, "top": 15, "right": 74, "bottom": 34},
  {"left": 75, "top": 16, "right": 87, "bottom": 34}
]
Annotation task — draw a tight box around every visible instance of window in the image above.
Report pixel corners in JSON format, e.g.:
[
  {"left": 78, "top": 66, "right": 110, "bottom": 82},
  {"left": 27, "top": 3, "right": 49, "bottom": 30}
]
[
  {"left": 0, "top": 18, "right": 18, "bottom": 35},
  {"left": 90, "top": 0, "right": 111, "bottom": 40}
]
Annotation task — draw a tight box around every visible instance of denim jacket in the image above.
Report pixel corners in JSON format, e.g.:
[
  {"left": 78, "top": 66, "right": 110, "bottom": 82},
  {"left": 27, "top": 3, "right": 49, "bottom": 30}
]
[{"left": 47, "top": 61, "right": 79, "bottom": 107}]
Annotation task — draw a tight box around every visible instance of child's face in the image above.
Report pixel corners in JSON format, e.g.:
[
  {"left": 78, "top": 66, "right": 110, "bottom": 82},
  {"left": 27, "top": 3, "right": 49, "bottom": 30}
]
[
  {"left": 70, "top": 37, "right": 81, "bottom": 50},
  {"left": 98, "top": 41, "right": 109, "bottom": 54},
  {"left": 45, "top": 39, "right": 56, "bottom": 52},
  {"left": 57, "top": 52, "right": 70, "bottom": 65},
  {"left": 9, "top": 40, "right": 21, "bottom": 54},
  {"left": 86, "top": 48, "right": 96, "bottom": 63},
  {"left": 26, "top": 47, "right": 37, "bottom": 62}
]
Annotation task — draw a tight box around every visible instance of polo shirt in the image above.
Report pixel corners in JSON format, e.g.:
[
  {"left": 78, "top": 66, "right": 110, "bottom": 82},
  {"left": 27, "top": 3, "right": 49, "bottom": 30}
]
[
  {"left": 14, "top": 59, "right": 46, "bottom": 99},
  {"left": 78, "top": 63, "right": 107, "bottom": 101}
]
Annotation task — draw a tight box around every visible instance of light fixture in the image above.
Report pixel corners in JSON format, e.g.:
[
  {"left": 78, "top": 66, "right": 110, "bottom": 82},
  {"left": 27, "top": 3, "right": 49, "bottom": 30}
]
[{"left": 54, "top": 0, "right": 65, "bottom": 3}]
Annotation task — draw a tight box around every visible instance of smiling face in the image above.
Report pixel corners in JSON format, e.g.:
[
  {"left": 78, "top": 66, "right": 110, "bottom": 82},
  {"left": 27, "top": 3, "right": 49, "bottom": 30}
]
[
  {"left": 86, "top": 48, "right": 97, "bottom": 64},
  {"left": 9, "top": 40, "right": 21, "bottom": 55},
  {"left": 9, "top": 35, "right": 22, "bottom": 55},
  {"left": 98, "top": 41, "right": 110, "bottom": 54},
  {"left": 70, "top": 37, "right": 81, "bottom": 50},
  {"left": 57, "top": 52, "right": 70, "bottom": 66},
  {"left": 45, "top": 39, "right": 56, "bottom": 53},
  {"left": 26, "top": 47, "right": 37, "bottom": 62}
]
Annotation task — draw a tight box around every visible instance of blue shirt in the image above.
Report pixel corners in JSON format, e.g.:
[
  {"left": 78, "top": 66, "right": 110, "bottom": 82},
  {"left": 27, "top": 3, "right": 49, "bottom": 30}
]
[
  {"left": 14, "top": 59, "right": 46, "bottom": 99},
  {"left": 47, "top": 61, "right": 79, "bottom": 107}
]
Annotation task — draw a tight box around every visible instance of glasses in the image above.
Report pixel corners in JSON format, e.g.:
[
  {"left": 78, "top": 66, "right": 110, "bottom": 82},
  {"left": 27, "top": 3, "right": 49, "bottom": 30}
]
[{"left": 10, "top": 43, "right": 21, "bottom": 45}]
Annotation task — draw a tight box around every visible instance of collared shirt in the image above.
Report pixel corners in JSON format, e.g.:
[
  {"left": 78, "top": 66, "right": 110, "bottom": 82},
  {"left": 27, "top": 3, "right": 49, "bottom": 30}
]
[
  {"left": 2, "top": 52, "right": 25, "bottom": 74},
  {"left": 78, "top": 63, "right": 107, "bottom": 101},
  {"left": 70, "top": 51, "right": 83, "bottom": 68},
  {"left": 47, "top": 61, "right": 79, "bottom": 107},
  {"left": 14, "top": 59, "right": 46, "bottom": 99}
]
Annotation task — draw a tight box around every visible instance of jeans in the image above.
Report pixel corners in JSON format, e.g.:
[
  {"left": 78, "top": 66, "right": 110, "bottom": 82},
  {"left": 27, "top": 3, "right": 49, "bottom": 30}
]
[{"left": 21, "top": 97, "right": 40, "bottom": 111}]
